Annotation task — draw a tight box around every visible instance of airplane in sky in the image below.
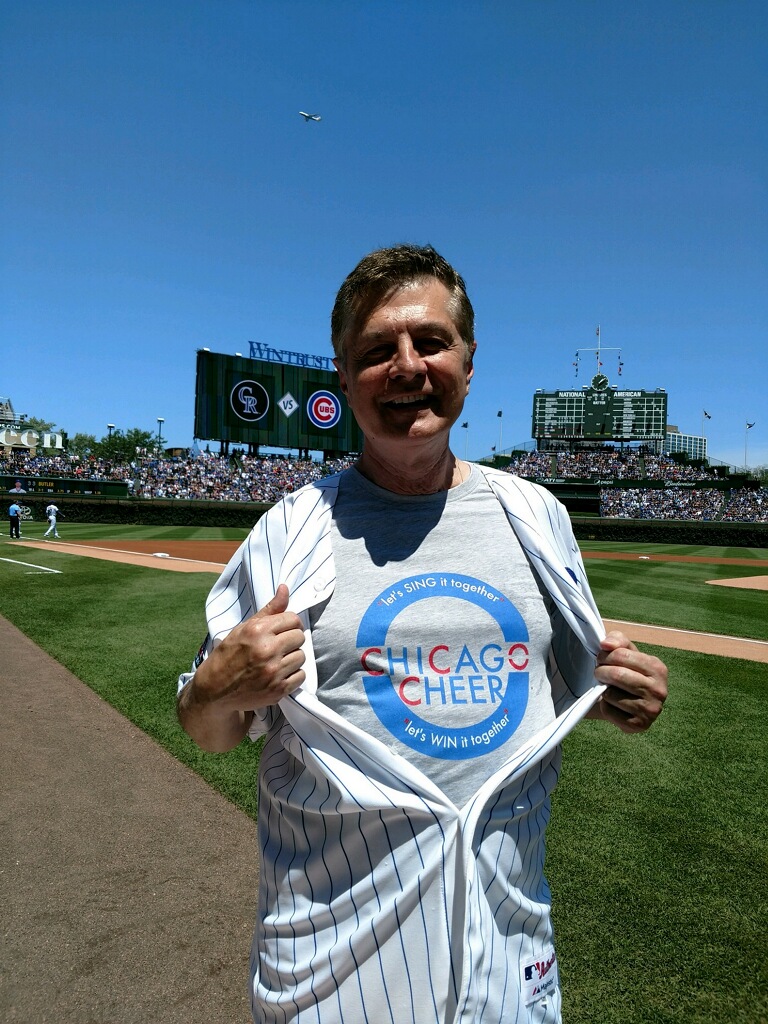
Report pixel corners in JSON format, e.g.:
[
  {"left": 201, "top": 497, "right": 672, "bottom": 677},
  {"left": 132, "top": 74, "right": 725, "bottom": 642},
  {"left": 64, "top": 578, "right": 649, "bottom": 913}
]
[{"left": 299, "top": 111, "right": 321, "bottom": 122}]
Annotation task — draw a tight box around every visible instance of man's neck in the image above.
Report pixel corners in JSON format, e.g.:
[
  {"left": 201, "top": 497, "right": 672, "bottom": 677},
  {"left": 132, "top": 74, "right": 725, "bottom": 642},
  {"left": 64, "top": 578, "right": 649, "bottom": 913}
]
[{"left": 355, "top": 445, "right": 467, "bottom": 495}]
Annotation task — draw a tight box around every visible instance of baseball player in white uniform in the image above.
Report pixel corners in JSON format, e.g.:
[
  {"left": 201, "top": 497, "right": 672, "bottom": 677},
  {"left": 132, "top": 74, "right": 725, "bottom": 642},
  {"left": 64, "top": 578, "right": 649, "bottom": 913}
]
[
  {"left": 43, "top": 503, "right": 61, "bottom": 538},
  {"left": 178, "top": 245, "right": 668, "bottom": 1023}
]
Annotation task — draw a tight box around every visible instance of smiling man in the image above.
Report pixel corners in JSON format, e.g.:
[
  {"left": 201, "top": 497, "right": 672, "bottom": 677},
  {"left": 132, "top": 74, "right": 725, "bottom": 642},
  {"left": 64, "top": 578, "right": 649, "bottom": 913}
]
[
  {"left": 332, "top": 266, "right": 475, "bottom": 491},
  {"left": 178, "top": 244, "right": 668, "bottom": 1024}
]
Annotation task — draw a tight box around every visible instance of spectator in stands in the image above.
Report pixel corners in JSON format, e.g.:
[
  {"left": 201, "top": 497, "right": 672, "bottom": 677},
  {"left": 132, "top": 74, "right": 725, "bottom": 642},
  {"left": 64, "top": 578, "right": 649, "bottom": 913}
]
[
  {"left": 600, "top": 487, "right": 725, "bottom": 520},
  {"left": 722, "top": 488, "right": 768, "bottom": 523}
]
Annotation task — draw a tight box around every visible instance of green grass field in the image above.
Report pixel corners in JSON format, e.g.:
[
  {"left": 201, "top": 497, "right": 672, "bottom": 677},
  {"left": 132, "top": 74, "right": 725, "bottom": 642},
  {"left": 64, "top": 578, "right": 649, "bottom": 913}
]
[
  {"left": 1, "top": 525, "right": 766, "bottom": 1023},
  {"left": 579, "top": 539, "right": 768, "bottom": 560},
  {"left": 550, "top": 646, "right": 767, "bottom": 1023},
  {"left": 1, "top": 526, "right": 259, "bottom": 814},
  {"left": 582, "top": 559, "right": 768, "bottom": 640}
]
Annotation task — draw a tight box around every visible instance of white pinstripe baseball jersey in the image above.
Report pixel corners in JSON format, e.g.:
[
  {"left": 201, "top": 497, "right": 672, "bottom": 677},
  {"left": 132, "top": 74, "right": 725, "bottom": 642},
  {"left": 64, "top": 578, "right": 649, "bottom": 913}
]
[{"left": 179, "top": 466, "right": 607, "bottom": 1023}]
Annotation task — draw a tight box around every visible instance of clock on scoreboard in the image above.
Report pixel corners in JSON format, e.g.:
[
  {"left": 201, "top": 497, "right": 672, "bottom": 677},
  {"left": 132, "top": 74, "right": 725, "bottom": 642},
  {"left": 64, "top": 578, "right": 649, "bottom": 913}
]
[{"left": 531, "top": 376, "right": 667, "bottom": 441}]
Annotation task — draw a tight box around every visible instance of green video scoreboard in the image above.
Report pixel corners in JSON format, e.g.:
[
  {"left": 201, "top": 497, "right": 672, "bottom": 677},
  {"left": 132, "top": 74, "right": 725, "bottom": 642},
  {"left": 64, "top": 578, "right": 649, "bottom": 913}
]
[
  {"left": 531, "top": 374, "right": 668, "bottom": 441},
  {"left": 194, "top": 350, "right": 363, "bottom": 453}
]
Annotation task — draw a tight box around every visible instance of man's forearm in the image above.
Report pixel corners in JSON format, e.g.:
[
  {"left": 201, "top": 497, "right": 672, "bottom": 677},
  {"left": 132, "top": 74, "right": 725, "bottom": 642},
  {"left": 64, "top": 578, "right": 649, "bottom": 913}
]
[{"left": 177, "top": 672, "right": 254, "bottom": 752}]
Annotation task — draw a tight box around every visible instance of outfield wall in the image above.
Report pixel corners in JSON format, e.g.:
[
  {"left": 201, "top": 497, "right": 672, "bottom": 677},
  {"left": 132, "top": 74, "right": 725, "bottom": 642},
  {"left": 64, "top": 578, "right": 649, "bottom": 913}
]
[
  {"left": 14, "top": 496, "right": 270, "bottom": 529},
  {"left": 14, "top": 494, "right": 768, "bottom": 547}
]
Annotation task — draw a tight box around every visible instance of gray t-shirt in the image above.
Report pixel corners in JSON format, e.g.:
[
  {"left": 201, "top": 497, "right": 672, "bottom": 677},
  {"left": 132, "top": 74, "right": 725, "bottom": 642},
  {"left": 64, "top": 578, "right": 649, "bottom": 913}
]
[{"left": 310, "top": 465, "right": 566, "bottom": 807}]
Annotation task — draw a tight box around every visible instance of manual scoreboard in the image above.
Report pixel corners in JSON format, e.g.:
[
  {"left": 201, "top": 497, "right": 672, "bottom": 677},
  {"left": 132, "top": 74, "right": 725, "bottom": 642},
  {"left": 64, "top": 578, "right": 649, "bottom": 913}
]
[
  {"left": 531, "top": 374, "right": 667, "bottom": 441},
  {"left": 194, "top": 350, "right": 363, "bottom": 454}
]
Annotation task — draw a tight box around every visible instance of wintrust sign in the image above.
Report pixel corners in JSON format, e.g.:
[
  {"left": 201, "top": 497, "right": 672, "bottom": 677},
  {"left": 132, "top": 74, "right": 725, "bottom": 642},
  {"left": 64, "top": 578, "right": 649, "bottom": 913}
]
[{"left": 0, "top": 429, "right": 64, "bottom": 450}]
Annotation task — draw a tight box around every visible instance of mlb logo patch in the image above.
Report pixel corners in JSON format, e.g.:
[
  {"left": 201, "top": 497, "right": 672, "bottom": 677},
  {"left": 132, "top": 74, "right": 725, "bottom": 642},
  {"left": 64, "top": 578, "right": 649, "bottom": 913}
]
[{"left": 520, "top": 949, "right": 558, "bottom": 1006}]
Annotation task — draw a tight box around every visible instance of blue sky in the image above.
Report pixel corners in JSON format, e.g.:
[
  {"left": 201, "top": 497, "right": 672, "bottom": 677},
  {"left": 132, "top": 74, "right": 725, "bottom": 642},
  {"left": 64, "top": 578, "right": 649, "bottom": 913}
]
[{"left": 2, "top": 1, "right": 766, "bottom": 469}]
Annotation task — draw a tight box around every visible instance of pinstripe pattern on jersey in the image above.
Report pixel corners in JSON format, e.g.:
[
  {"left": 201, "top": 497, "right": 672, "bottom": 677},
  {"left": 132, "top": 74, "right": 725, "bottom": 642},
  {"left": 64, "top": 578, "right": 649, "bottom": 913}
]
[
  {"left": 255, "top": 713, "right": 457, "bottom": 1022},
  {"left": 453, "top": 688, "right": 600, "bottom": 1023},
  {"left": 280, "top": 687, "right": 461, "bottom": 1009},
  {"left": 180, "top": 468, "right": 607, "bottom": 1023},
  {"left": 251, "top": 689, "right": 601, "bottom": 1022}
]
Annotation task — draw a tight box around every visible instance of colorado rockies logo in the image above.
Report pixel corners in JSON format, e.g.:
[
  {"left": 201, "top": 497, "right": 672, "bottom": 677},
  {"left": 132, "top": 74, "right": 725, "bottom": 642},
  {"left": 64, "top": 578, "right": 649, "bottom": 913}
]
[
  {"left": 230, "top": 380, "right": 270, "bottom": 423},
  {"left": 356, "top": 574, "right": 530, "bottom": 760},
  {"left": 306, "top": 390, "right": 341, "bottom": 429}
]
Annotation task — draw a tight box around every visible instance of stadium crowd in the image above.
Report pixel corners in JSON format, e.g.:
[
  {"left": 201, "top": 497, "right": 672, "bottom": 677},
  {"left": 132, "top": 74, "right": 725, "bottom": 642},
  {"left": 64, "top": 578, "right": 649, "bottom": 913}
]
[
  {"left": 641, "top": 453, "right": 720, "bottom": 481},
  {"left": 599, "top": 486, "right": 768, "bottom": 522},
  {"left": 2, "top": 448, "right": 765, "bottom": 521},
  {"left": 501, "top": 451, "right": 553, "bottom": 477},
  {"left": 504, "top": 448, "right": 720, "bottom": 481},
  {"left": 720, "top": 488, "right": 768, "bottom": 523},
  {"left": 0, "top": 449, "right": 356, "bottom": 503},
  {"left": 132, "top": 453, "right": 357, "bottom": 502},
  {"left": 598, "top": 487, "right": 726, "bottom": 521}
]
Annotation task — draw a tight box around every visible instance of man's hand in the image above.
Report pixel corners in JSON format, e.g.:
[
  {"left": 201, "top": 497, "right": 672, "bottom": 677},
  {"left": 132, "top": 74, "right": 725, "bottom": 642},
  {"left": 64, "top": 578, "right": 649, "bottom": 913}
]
[
  {"left": 588, "top": 631, "right": 668, "bottom": 733},
  {"left": 196, "top": 584, "right": 307, "bottom": 710},
  {"left": 177, "top": 584, "right": 306, "bottom": 751}
]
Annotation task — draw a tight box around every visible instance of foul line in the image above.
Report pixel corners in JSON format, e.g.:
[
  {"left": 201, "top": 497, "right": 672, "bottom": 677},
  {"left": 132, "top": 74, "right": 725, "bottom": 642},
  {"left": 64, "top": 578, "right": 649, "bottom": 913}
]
[{"left": 0, "top": 557, "right": 62, "bottom": 574}]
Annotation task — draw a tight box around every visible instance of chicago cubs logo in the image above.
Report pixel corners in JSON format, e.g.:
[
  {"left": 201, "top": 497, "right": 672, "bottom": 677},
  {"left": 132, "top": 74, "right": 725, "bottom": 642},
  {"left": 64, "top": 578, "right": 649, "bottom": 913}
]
[
  {"left": 230, "top": 380, "right": 269, "bottom": 422},
  {"left": 306, "top": 390, "right": 341, "bottom": 429},
  {"left": 357, "top": 573, "right": 530, "bottom": 760}
]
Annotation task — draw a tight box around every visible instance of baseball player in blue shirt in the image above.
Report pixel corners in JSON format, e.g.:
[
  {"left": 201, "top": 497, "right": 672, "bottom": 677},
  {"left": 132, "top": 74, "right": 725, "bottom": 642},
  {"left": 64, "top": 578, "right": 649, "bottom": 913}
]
[{"left": 8, "top": 500, "right": 22, "bottom": 538}]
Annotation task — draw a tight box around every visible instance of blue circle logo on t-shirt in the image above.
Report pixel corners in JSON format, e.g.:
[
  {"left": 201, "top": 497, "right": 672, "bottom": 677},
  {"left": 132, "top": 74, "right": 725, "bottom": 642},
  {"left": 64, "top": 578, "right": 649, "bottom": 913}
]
[{"left": 356, "top": 573, "right": 530, "bottom": 759}]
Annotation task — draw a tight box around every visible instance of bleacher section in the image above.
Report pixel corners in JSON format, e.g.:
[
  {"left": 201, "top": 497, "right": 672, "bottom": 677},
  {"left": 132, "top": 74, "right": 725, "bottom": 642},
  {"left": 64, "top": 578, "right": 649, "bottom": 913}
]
[
  {"left": 2, "top": 448, "right": 765, "bottom": 523},
  {"left": 1, "top": 451, "right": 356, "bottom": 504},
  {"left": 499, "top": 449, "right": 765, "bottom": 522}
]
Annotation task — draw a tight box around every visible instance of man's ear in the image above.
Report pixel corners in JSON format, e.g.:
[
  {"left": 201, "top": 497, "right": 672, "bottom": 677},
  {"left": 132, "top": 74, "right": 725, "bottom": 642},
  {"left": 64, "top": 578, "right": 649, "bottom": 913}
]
[
  {"left": 333, "top": 357, "right": 349, "bottom": 398},
  {"left": 466, "top": 340, "right": 477, "bottom": 386}
]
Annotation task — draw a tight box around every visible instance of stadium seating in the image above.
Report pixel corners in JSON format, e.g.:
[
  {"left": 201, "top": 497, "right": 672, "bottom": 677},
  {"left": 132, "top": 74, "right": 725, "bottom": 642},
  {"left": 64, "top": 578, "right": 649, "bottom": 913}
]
[{"left": 1, "top": 449, "right": 765, "bottom": 522}]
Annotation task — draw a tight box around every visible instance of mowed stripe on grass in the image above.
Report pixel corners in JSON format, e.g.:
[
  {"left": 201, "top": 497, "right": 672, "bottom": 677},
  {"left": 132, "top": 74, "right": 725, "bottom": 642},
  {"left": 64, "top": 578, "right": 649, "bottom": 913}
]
[
  {"left": 582, "top": 549, "right": 768, "bottom": 566},
  {"left": 584, "top": 559, "right": 768, "bottom": 642}
]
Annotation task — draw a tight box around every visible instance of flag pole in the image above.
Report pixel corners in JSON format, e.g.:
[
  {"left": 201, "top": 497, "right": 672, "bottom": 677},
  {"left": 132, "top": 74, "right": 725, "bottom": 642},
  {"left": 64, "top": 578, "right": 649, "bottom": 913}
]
[{"left": 596, "top": 325, "right": 600, "bottom": 375}]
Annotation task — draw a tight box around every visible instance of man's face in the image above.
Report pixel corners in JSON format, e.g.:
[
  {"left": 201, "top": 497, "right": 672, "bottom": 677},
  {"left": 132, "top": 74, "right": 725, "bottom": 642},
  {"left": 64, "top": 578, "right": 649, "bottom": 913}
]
[{"left": 334, "top": 279, "right": 475, "bottom": 452}]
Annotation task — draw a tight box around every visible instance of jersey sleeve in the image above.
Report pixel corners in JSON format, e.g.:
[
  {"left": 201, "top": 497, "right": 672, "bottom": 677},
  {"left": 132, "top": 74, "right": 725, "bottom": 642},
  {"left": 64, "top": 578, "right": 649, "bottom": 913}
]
[{"left": 176, "top": 500, "right": 292, "bottom": 739}]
